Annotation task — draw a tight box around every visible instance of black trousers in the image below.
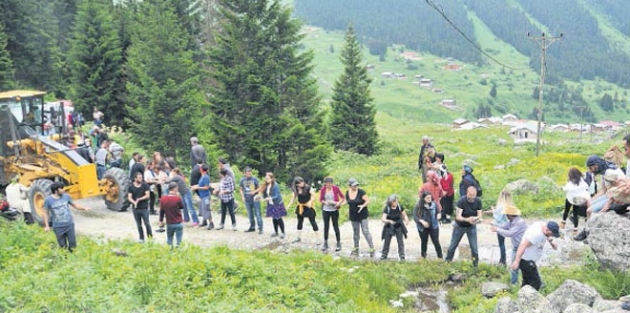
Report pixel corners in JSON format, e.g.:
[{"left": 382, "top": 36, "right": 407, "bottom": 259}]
[
  {"left": 323, "top": 210, "right": 340, "bottom": 242},
  {"left": 419, "top": 227, "right": 442, "bottom": 258},
  {"left": 519, "top": 259, "right": 542, "bottom": 290}
]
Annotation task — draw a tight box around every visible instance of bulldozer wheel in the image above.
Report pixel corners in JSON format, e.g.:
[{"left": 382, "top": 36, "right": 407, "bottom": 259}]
[
  {"left": 103, "top": 168, "right": 131, "bottom": 211},
  {"left": 28, "top": 179, "right": 53, "bottom": 226}
]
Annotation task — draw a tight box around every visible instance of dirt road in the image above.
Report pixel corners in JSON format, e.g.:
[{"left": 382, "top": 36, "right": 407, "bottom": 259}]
[{"left": 69, "top": 197, "right": 587, "bottom": 264}]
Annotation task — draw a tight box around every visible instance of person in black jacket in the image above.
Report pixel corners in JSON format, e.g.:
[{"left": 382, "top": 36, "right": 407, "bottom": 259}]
[
  {"left": 413, "top": 191, "right": 443, "bottom": 259},
  {"left": 380, "top": 194, "right": 409, "bottom": 261}
]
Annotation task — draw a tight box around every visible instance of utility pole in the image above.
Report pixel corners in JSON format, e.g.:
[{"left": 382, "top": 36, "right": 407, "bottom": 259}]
[{"left": 529, "top": 32, "right": 562, "bottom": 156}]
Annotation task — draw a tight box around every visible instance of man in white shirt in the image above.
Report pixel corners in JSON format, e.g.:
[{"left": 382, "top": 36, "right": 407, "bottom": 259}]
[{"left": 510, "top": 221, "right": 559, "bottom": 290}]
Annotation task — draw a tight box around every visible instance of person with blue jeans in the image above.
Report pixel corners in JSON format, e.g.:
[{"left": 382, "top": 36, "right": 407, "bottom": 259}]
[
  {"left": 159, "top": 182, "right": 185, "bottom": 247},
  {"left": 239, "top": 166, "right": 262, "bottom": 234},
  {"left": 445, "top": 186, "right": 482, "bottom": 267},
  {"left": 484, "top": 189, "right": 515, "bottom": 265},
  {"left": 191, "top": 165, "right": 214, "bottom": 230},
  {"left": 166, "top": 168, "right": 198, "bottom": 225},
  {"left": 42, "top": 182, "right": 91, "bottom": 252},
  {"left": 491, "top": 205, "right": 527, "bottom": 285}
]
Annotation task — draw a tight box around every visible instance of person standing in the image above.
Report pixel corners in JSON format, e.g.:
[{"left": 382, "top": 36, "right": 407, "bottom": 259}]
[
  {"left": 262, "top": 172, "right": 287, "bottom": 238},
  {"left": 218, "top": 157, "right": 235, "bottom": 181},
  {"left": 127, "top": 172, "right": 152, "bottom": 242},
  {"left": 92, "top": 107, "right": 104, "bottom": 127},
  {"left": 445, "top": 186, "right": 483, "bottom": 267},
  {"left": 510, "top": 221, "right": 560, "bottom": 290},
  {"left": 439, "top": 164, "right": 455, "bottom": 223},
  {"left": 561, "top": 167, "right": 589, "bottom": 232},
  {"left": 166, "top": 168, "right": 198, "bottom": 226},
  {"left": 418, "top": 136, "right": 434, "bottom": 183},
  {"left": 130, "top": 155, "right": 146, "bottom": 181},
  {"left": 287, "top": 176, "right": 319, "bottom": 243},
  {"left": 190, "top": 137, "right": 207, "bottom": 168},
  {"left": 108, "top": 140, "right": 124, "bottom": 168},
  {"left": 483, "top": 189, "right": 514, "bottom": 265},
  {"left": 319, "top": 177, "right": 345, "bottom": 252},
  {"left": 490, "top": 205, "right": 527, "bottom": 285},
  {"left": 344, "top": 178, "right": 374, "bottom": 257},
  {"left": 413, "top": 191, "right": 442, "bottom": 259},
  {"left": 419, "top": 170, "right": 444, "bottom": 213},
  {"left": 380, "top": 194, "right": 409, "bottom": 261},
  {"left": 191, "top": 165, "right": 214, "bottom": 230},
  {"left": 158, "top": 182, "right": 185, "bottom": 247},
  {"left": 143, "top": 161, "right": 159, "bottom": 216},
  {"left": 240, "top": 167, "right": 262, "bottom": 234},
  {"left": 94, "top": 140, "right": 109, "bottom": 180},
  {"left": 129, "top": 152, "right": 139, "bottom": 173},
  {"left": 459, "top": 165, "right": 478, "bottom": 198},
  {"left": 42, "top": 182, "right": 90, "bottom": 252},
  {"left": 215, "top": 168, "right": 237, "bottom": 231}
]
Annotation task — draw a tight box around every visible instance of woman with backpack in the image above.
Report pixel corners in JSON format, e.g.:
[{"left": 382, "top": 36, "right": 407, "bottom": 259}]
[{"left": 459, "top": 165, "right": 481, "bottom": 198}]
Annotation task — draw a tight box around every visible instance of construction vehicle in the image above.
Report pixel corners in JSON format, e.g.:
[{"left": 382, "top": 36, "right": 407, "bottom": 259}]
[{"left": 0, "top": 90, "right": 130, "bottom": 225}]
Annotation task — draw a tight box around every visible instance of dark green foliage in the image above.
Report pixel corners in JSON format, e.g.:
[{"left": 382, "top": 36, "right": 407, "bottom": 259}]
[
  {"left": 329, "top": 25, "right": 379, "bottom": 156},
  {"left": 489, "top": 84, "right": 497, "bottom": 98},
  {"left": 125, "top": 0, "right": 204, "bottom": 160},
  {"left": 208, "top": 0, "right": 329, "bottom": 183},
  {"left": 475, "top": 103, "right": 492, "bottom": 119},
  {"left": 599, "top": 93, "right": 614, "bottom": 112},
  {"left": 0, "top": 24, "right": 13, "bottom": 91},
  {"left": 68, "top": 0, "right": 125, "bottom": 126}
]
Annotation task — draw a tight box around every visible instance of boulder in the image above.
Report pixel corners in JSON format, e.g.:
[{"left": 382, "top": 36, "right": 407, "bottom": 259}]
[
  {"left": 482, "top": 282, "right": 510, "bottom": 298},
  {"left": 498, "top": 139, "right": 507, "bottom": 146},
  {"left": 600, "top": 309, "right": 629, "bottom": 313},
  {"left": 508, "top": 158, "right": 520, "bottom": 167},
  {"left": 563, "top": 303, "right": 594, "bottom": 313},
  {"left": 586, "top": 212, "right": 630, "bottom": 272},
  {"left": 593, "top": 298, "right": 621, "bottom": 312},
  {"left": 546, "top": 279, "right": 602, "bottom": 312},
  {"left": 494, "top": 296, "right": 519, "bottom": 313},
  {"left": 505, "top": 179, "right": 539, "bottom": 194},
  {"left": 518, "top": 285, "right": 559, "bottom": 313}
]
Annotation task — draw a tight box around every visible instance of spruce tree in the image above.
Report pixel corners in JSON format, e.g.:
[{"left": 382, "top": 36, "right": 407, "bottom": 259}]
[
  {"left": 0, "top": 24, "right": 14, "bottom": 91},
  {"left": 329, "top": 25, "right": 379, "bottom": 156},
  {"left": 208, "top": 0, "right": 330, "bottom": 183},
  {"left": 68, "top": 0, "right": 124, "bottom": 126},
  {"left": 125, "top": 0, "right": 204, "bottom": 160}
]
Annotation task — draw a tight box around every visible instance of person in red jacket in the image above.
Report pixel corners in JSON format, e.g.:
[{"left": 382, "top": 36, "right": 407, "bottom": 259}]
[
  {"left": 439, "top": 164, "right": 455, "bottom": 224},
  {"left": 319, "top": 176, "right": 345, "bottom": 252},
  {"left": 159, "top": 182, "right": 185, "bottom": 247}
]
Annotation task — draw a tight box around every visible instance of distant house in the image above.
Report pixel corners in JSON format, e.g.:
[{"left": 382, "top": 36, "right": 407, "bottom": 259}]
[
  {"left": 414, "top": 74, "right": 424, "bottom": 80},
  {"left": 508, "top": 124, "right": 539, "bottom": 141},
  {"left": 600, "top": 120, "right": 620, "bottom": 130},
  {"left": 443, "top": 64, "right": 462, "bottom": 71},
  {"left": 452, "top": 118, "right": 469, "bottom": 129},
  {"left": 441, "top": 99, "right": 456, "bottom": 108},
  {"left": 381, "top": 72, "right": 393, "bottom": 79},
  {"left": 590, "top": 124, "right": 609, "bottom": 133},
  {"left": 457, "top": 122, "right": 488, "bottom": 131},
  {"left": 432, "top": 88, "right": 444, "bottom": 93},
  {"left": 400, "top": 52, "right": 421, "bottom": 61},
  {"left": 549, "top": 124, "right": 569, "bottom": 132},
  {"left": 394, "top": 73, "right": 406, "bottom": 79},
  {"left": 419, "top": 78, "right": 433, "bottom": 88},
  {"left": 478, "top": 117, "right": 502, "bottom": 126},
  {"left": 366, "top": 64, "right": 375, "bottom": 71},
  {"left": 502, "top": 114, "right": 518, "bottom": 123},
  {"left": 569, "top": 124, "right": 587, "bottom": 133}
]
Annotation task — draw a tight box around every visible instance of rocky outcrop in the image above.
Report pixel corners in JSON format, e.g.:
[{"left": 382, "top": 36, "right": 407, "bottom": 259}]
[
  {"left": 517, "top": 285, "right": 558, "bottom": 313},
  {"left": 586, "top": 212, "right": 630, "bottom": 272},
  {"left": 563, "top": 303, "right": 594, "bottom": 313},
  {"left": 482, "top": 282, "right": 510, "bottom": 298},
  {"left": 504, "top": 179, "right": 539, "bottom": 194},
  {"left": 546, "top": 280, "right": 602, "bottom": 312},
  {"left": 494, "top": 297, "right": 518, "bottom": 313}
]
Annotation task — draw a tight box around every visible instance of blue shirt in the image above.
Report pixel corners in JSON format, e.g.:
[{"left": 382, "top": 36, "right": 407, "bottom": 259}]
[
  {"left": 496, "top": 216, "right": 528, "bottom": 250},
  {"left": 198, "top": 174, "right": 211, "bottom": 198},
  {"left": 44, "top": 194, "right": 74, "bottom": 227},
  {"left": 239, "top": 176, "right": 260, "bottom": 203}
]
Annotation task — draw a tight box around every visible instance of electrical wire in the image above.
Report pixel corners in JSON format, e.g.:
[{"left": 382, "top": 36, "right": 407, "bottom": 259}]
[{"left": 424, "top": 0, "right": 522, "bottom": 70}]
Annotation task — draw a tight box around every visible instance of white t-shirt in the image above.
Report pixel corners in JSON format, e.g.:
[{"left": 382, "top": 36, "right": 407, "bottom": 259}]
[
  {"left": 522, "top": 222, "right": 547, "bottom": 262},
  {"left": 603, "top": 168, "right": 625, "bottom": 191}
]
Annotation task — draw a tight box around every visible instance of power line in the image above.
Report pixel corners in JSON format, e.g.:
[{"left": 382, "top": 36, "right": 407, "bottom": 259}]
[{"left": 424, "top": 0, "right": 520, "bottom": 70}]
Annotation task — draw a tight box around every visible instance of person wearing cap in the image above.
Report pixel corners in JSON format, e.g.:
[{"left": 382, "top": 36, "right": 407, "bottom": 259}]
[
  {"left": 159, "top": 182, "right": 185, "bottom": 247},
  {"left": 510, "top": 221, "right": 559, "bottom": 290},
  {"left": 490, "top": 204, "right": 527, "bottom": 285},
  {"left": 287, "top": 176, "right": 319, "bottom": 243},
  {"left": 240, "top": 167, "right": 262, "bottom": 234},
  {"left": 483, "top": 189, "right": 515, "bottom": 265},
  {"left": 190, "top": 137, "right": 207, "bottom": 168},
  {"left": 418, "top": 136, "right": 435, "bottom": 183},
  {"left": 319, "top": 176, "right": 345, "bottom": 252},
  {"left": 343, "top": 178, "right": 374, "bottom": 257}
]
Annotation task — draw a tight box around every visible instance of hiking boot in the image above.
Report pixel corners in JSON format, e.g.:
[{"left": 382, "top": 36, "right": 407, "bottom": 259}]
[
  {"left": 280, "top": 233, "right": 285, "bottom": 239},
  {"left": 368, "top": 248, "right": 375, "bottom": 258},
  {"left": 335, "top": 242, "right": 341, "bottom": 252},
  {"left": 232, "top": 225, "right": 237, "bottom": 231},
  {"left": 245, "top": 229, "right": 255, "bottom": 233},
  {"left": 217, "top": 224, "right": 224, "bottom": 230},
  {"left": 271, "top": 232, "right": 279, "bottom": 238},
  {"left": 350, "top": 247, "right": 359, "bottom": 256},
  {"left": 322, "top": 242, "right": 329, "bottom": 251},
  {"left": 574, "top": 229, "right": 589, "bottom": 241},
  {"left": 258, "top": 229, "right": 263, "bottom": 234},
  {"left": 199, "top": 221, "right": 208, "bottom": 227},
  {"left": 207, "top": 222, "right": 214, "bottom": 230}
]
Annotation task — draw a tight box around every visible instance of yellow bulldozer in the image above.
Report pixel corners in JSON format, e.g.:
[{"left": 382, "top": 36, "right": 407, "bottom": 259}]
[{"left": 0, "top": 90, "right": 130, "bottom": 225}]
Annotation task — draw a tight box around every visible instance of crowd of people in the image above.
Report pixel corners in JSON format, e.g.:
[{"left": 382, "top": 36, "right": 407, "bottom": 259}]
[{"left": 38, "top": 126, "right": 630, "bottom": 296}]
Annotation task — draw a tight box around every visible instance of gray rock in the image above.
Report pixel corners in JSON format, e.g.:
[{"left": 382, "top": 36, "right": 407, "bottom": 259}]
[
  {"left": 518, "top": 285, "right": 558, "bottom": 313},
  {"left": 601, "top": 309, "right": 629, "bottom": 313},
  {"left": 593, "top": 298, "right": 620, "bottom": 311},
  {"left": 494, "top": 165, "right": 506, "bottom": 170},
  {"left": 498, "top": 139, "right": 507, "bottom": 146},
  {"left": 504, "top": 179, "right": 539, "bottom": 194},
  {"left": 546, "top": 279, "right": 602, "bottom": 312},
  {"left": 482, "top": 282, "right": 510, "bottom": 298},
  {"left": 563, "top": 303, "right": 594, "bottom": 313},
  {"left": 586, "top": 212, "right": 630, "bottom": 272},
  {"left": 508, "top": 158, "right": 520, "bottom": 166},
  {"left": 494, "top": 296, "right": 519, "bottom": 313}
]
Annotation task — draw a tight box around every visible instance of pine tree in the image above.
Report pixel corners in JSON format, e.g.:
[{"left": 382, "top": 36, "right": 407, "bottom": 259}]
[
  {"left": 125, "top": 0, "right": 204, "bottom": 160},
  {"left": 489, "top": 84, "right": 497, "bottom": 98},
  {"left": 68, "top": 0, "right": 124, "bottom": 126},
  {"left": 208, "top": 0, "right": 330, "bottom": 183},
  {"left": 329, "top": 25, "right": 379, "bottom": 156},
  {"left": 0, "top": 24, "right": 14, "bottom": 91}
]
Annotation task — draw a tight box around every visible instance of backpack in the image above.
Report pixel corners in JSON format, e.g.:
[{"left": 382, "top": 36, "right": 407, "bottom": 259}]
[{"left": 471, "top": 175, "right": 483, "bottom": 197}]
